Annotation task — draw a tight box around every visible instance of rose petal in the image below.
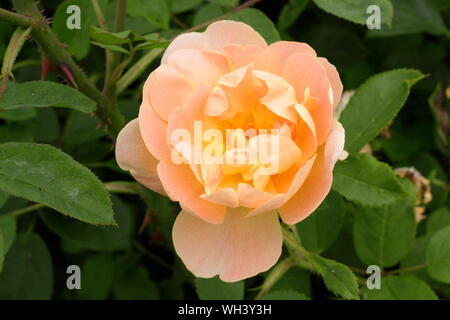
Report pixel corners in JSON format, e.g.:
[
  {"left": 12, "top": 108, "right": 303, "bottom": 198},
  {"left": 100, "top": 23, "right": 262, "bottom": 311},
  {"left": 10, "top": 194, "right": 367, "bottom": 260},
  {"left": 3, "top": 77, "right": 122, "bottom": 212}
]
[
  {"left": 237, "top": 183, "right": 274, "bottom": 208},
  {"left": 115, "top": 119, "right": 165, "bottom": 195},
  {"left": 318, "top": 57, "right": 343, "bottom": 108},
  {"left": 252, "top": 70, "right": 298, "bottom": 124},
  {"left": 266, "top": 41, "right": 317, "bottom": 75},
  {"left": 223, "top": 44, "right": 267, "bottom": 70},
  {"left": 279, "top": 120, "right": 345, "bottom": 224},
  {"left": 149, "top": 65, "right": 194, "bottom": 121},
  {"left": 139, "top": 97, "right": 171, "bottom": 161},
  {"left": 167, "top": 49, "right": 228, "bottom": 87},
  {"left": 283, "top": 52, "right": 333, "bottom": 145},
  {"left": 157, "top": 160, "right": 226, "bottom": 224},
  {"left": 162, "top": 32, "right": 206, "bottom": 64},
  {"left": 172, "top": 207, "right": 282, "bottom": 282},
  {"left": 205, "top": 20, "right": 267, "bottom": 53},
  {"left": 246, "top": 155, "right": 316, "bottom": 217}
]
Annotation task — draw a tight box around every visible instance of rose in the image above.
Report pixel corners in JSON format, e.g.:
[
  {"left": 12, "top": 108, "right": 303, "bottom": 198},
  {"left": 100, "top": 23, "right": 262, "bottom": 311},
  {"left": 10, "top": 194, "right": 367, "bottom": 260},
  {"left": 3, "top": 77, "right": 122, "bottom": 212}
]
[{"left": 115, "top": 21, "right": 346, "bottom": 282}]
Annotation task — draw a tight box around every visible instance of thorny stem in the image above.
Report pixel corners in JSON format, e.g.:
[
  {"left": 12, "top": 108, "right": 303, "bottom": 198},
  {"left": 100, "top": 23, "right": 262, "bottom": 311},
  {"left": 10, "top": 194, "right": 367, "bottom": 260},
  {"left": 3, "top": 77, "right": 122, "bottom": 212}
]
[
  {"left": 255, "top": 258, "right": 294, "bottom": 299},
  {"left": 384, "top": 263, "right": 428, "bottom": 275},
  {"left": 0, "top": 7, "right": 34, "bottom": 27},
  {"left": 6, "top": 0, "right": 124, "bottom": 138},
  {"left": 104, "top": 181, "right": 141, "bottom": 195},
  {"left": 116, "top": 48, "right": 163, "bottom": 95}
]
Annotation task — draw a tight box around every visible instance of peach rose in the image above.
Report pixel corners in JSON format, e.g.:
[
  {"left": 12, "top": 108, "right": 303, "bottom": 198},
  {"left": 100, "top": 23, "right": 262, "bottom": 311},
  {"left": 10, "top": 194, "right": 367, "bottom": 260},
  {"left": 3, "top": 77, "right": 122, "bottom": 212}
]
[{"left": 115, "top": 21, "right": 346, "bottom": 282}]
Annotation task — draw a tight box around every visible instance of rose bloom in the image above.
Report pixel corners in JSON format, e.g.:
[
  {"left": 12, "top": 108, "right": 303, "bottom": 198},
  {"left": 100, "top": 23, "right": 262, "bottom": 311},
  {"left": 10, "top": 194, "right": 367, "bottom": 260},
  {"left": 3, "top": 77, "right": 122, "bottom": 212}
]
[{"left": 116, "top": 21, "right": 346, "bottom": 282}]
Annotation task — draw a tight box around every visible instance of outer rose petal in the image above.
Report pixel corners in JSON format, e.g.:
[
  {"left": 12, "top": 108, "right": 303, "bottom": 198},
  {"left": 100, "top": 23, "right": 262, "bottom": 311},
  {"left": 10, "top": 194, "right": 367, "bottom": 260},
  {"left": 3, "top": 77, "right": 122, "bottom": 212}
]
[
  {"left": 172, "top": 208, "right": 282, "bottom": 282},
  {"left": 115, "top": 119, "right": 165, "bottom": 195},
  {"left": 279, "top": 120, "right": 345, "bottom": 224},
  {"left": 161, "top": 32, "right": 206, "bottom": 64},
  {"left": 283, "top": 52, "right": 333, "bottom": 145},
  {"left": 266, "top": 41, "right": 317, "bottom": 75},
  {"left": 318, "top": 57, "right": 343, "bottom": 108},
  {"left": 139, "top": 98, "right": 171, "bottom": 161},
  {"left": 205, "top": 20, "right": 267, "bottom": 52},
  {"left": 157, "top": 160, "right": 226, "bottom": 224}
]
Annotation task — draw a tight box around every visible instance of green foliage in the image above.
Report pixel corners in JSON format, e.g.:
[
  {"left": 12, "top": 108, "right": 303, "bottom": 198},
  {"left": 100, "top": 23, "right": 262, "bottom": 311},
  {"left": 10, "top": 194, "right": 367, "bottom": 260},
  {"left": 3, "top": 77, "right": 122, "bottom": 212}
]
[
  {"left": 353, "top": 179, "right": 417, "bottom": 267},
  {"left": 169, "top": 0, "right": 203, "bottom": 13},
  {"left": 0, "top": 0, "right": 447, "bottom": 302},
  {"left": 277, "top": 0, "right": 310, "bottom": 30},
  {"left": 52, "top": 0, "right": 97, "bottom": 59},
  {"left": 364, "top": 275, "right": 438, "bottom": 300},
  {"left": 196, "top": 276, "right": 244, "bottom": 300},
  {"left": 0, "top": 81, "right": 97, "bottom": 113},
  {"left": 308, "top": 253, "right": 360, "bottom": 300},
  {"left": 426, "top": 207, "right": 450, "bottom": 234},
  {"left": 113, "top": 265, "right": 159, "bottom": 300},
  {"left": 0, "top": 233, "right": 53, "bottom": 299},
  {"left": 297, "top": 191, "right": 346, "bottom": 253},
  {"left": 258, "top": 290, "right": 310, "bottom": 300},
  {"left": 313, "top": 0, "right": 393, "bottom": 26},
  {"left": 340, "top": 69, "right": 425, "bottom": 153},
  {"left": 40, "top": 196, "right": 131, "bottom": 251},
  {"left": 78, "top": 254, "right": 115, "bottom": 299},
  {"left": 368, "top": 0, "right": 448, "bottom": 37},
  {"left": 127, "top": 0, "right": 170, "bottom": 30},
  {"left": 426, "top": 225, "right": 450, "bottom": 284},
  {"left": 332, "top": 153, "right": 407, "bottom": 207},
  {"left": 0, "top": 143, "right": 115, "bottom": 225},
  {"left": 229, "top": 8, "right": 280, "bottom": 43}
]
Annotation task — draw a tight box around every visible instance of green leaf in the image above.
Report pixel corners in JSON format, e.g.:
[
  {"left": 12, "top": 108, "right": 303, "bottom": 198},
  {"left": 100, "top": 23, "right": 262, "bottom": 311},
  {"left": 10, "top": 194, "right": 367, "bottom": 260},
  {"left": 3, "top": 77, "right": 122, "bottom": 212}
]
[
  {"left": 0, "top": 123, "right": 33, "bottom": 143},
  {"left": 426, "top": 225, "right": 450, "bottom": 284},
  {"left": 258, "top": 290, "right": 310, "bottom": 300},
  {"left": 113, "top": 266, "right": 159, "bottom": 300},
  {"left": 134, "top": 40, "right": 170, "bottom": 51},
  {"left": 229, "top": 9, "right": 280, "bottom": 44},
  {"left": 0, "top": 215, "right": 16, "bottom": 254},
  {"left": 127, "top": 0, "right": 170, "bottom": 29},
  {"left": 0, "top": 107, "right": 36, "bottom": 121},
  {"left": 353, "top": 179, "right": 417, "bottom": 267},
  {"left": 313, "top": 0, "right": 393, "bottom": 26},
  {"left": 426, "top": 207, "right": 450, "bottom": 234},
  {"left": 207, "top": 0, "right": 238, "bottom": 6},
  {"left": 309, "top": 253, "right": 359, "bottom": 300},
  {"left": 78, "top": 254, "right": 114, "bottom": 299},
  {"left": 368, "top": 0, "right": 448, "bottom": 37},
  {"left": 277, "top": 0, "right": 310, "bottom": 30},
  {"left": 269, "top": 266, "right": 311, "bottom": 297},
  {"left": 89, "top": 26, "right": 131, "bottom": 45},
  {"left": 23, "top": 108, "right": 60, "bottom": 143},
  {"left": 40, "top": 195, "right": 131, "bottom": 251},
  {"left": 0, "top": 81, "right": 96, "bottom": 113},
  {"left": 53, "top": 0, "right": 97, "bottom": 59},
  {"left": 196, "top": 276, "right": 244, "bottom": 300},
  {"left": 332, "top": 153, "right": 407, "bottom": 207},
  {"left": 63, "top": 111, "right": 106, "bottom": 145},
  {"left": 340, "top": 69, "right": 425, "bottom": 153},
  {"left": 0, "top": 233, "right": 53, "bottom": 299},
  {"left": 193, "top": 3, "right": 223, "bottom": 26},
  {"left": 400, "top": 234, "right": 434, "bottom": 282},
  {"left": 0, "top": 190, "right": 8, "bottom": 208},
  {"left": 0, "top": 143, "right": 115, "bottom": 225},
  {"left": 169, "top": 0, "right": 203, "bottom": 13},
  {"left": 364, "top": 275, "right": 438, "bottom": 300},
  {"left": 91, "top": 42, "right": 130, "bottom": 55},
  {"left": 297, "top": 191, "right": 346, "bottom": 253}
]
